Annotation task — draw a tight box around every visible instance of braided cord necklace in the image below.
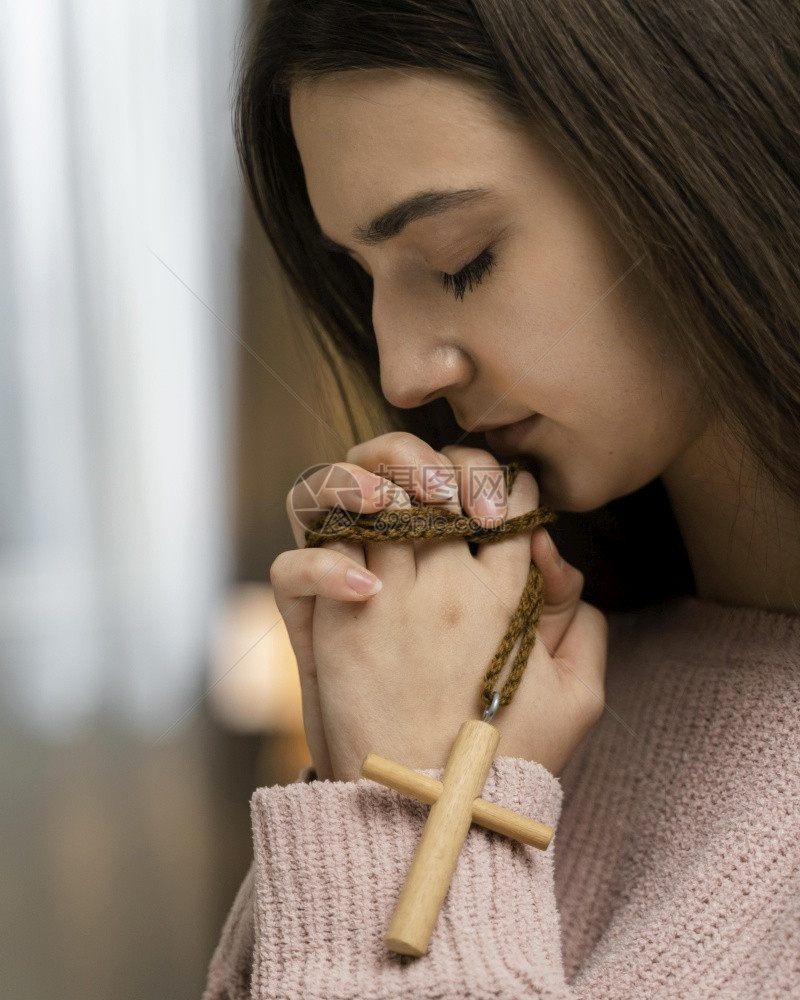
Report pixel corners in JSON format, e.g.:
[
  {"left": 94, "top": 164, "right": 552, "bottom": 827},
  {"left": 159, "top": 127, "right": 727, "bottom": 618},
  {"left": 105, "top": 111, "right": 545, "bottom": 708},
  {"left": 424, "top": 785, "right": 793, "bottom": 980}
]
[
  {"left": 303, "top": 457, "right": 558, "bottom": 957},
  {"left": 304, "top": 458, "right": 558, "bottom": 715}
]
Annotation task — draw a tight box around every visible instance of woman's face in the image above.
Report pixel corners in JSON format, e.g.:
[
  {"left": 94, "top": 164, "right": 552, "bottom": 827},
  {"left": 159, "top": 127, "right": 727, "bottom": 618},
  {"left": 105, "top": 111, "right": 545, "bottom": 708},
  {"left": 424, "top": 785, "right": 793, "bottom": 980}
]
[{"left": 290, "top": 69, "right": 708, "bottom": 511}]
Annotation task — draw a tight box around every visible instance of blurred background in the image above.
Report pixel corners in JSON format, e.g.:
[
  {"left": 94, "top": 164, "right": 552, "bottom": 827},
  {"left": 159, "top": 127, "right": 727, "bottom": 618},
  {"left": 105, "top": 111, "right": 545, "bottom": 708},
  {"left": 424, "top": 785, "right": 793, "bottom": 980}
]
[
  {"left": 0, "top": 3, "right": 382, "bottom": 997},
  {"left": 0, "top": 5, "right": 697, "bottom": 998}
]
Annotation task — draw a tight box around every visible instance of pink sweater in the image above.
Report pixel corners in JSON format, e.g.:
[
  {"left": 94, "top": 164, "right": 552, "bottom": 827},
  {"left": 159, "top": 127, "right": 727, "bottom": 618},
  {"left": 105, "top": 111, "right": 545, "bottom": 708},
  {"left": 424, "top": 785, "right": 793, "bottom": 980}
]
[{"left": 202, "top": 596, "right": 800, "bottom": 998}]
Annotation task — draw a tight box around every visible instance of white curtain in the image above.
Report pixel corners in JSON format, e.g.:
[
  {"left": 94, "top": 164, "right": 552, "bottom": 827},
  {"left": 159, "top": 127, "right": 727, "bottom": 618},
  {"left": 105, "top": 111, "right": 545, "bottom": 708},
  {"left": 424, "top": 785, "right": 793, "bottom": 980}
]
[{"left": 0, "top": 1, "right": 242, "bottom": 739}]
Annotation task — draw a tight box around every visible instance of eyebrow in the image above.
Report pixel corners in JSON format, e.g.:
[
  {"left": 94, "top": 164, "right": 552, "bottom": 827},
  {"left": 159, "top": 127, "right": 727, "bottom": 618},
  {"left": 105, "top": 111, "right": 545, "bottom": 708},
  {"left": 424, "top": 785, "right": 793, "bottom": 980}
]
[{"left": 316, "top": 187, "right": 494, "bottom": 253}]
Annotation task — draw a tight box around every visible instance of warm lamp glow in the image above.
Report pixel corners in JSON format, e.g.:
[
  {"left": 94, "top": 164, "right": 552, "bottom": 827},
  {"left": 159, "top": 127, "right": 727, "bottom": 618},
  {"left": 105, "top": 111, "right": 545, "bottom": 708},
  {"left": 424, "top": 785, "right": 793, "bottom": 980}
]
[{"left": 207, "top": 583, "right": 305, "bottom": 734}]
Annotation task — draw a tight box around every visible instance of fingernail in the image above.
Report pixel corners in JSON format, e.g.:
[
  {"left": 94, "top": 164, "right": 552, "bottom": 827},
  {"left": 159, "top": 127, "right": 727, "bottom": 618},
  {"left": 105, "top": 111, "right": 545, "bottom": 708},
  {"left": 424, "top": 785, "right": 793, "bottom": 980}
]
[
  {"left": 385, "top": 485, "right": 412, "bottom": 509},
  {"left": 474, "top": 494, "right": 506, "bottom": 522},
  {"left": 346, "top": 568, "right": 383, "bottom": 595},
  {"left": 362, "top": 476, "right": 394, "bottom": 504},
  {"left": 425, "top": 471, "right": 458, "bottom": 501},
  {"left": 546, "top": 531, "right": 565, "bottom": 569}
]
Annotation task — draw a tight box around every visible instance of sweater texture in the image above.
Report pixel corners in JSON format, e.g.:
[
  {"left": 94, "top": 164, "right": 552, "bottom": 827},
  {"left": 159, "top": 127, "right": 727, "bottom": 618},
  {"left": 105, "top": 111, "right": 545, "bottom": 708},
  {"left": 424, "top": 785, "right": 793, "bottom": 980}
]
[{"left": 202, "top": 596, "right": 800, "bottom": 999}]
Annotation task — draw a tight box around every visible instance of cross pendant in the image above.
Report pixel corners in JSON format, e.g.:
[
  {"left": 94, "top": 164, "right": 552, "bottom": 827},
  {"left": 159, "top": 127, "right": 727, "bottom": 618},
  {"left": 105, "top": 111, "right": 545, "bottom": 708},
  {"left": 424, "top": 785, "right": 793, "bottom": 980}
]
[{"left": 360, "top": 719, "right": 555, "bottom": 957}]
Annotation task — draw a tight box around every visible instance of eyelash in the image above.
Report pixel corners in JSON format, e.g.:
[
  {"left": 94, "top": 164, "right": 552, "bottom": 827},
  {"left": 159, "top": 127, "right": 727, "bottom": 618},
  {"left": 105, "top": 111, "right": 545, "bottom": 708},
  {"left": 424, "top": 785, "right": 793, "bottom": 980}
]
[{"left": 441, "top": 247, "right": 496, "bottom": 300}]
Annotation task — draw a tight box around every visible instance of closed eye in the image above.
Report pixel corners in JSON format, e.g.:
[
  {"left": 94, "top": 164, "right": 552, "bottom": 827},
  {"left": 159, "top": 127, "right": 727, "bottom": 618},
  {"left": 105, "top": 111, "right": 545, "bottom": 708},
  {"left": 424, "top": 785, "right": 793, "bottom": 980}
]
[{"left": 441, "top": 247, "right": 496, "bottom": 301}]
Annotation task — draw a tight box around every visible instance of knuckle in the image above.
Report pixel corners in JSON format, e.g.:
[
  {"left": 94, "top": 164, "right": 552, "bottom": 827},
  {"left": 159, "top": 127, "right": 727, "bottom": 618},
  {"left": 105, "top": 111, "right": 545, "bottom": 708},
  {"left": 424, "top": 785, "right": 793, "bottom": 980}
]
[
  {"left": 347, "top": 433, "right": 429, "bottom": 483},
  {"left": 571, "top": 566, "right": 586, "bottom": 592},
  {"left": 323, "top": 461, "right": 346, "bottom": 483},
  {"left": 351, "top": 429, "right": 415, "bottom": 456},
  {"left": 376, "top": 432, "right": 436, "bottom": 473},
  {"left": 470, "top": 447, "right": 502, "bottom": 466},
  {"left": 444, "top": 447, "right": 506, "bottom": 501},
  {"left": 570, "top": 672, "right": 605, "bottom": 728},
  {"left": 270, "top": 547, "right": 342, "bottom": 593},
  {"left": 448, "top": 445, "right": 503, "bottom": 474},
  {"left": 269, "top": 550, "right": 291, "bottom": 586},
  {"left": 438, "top": 444, "right": 469, "bottom": 462},
  {"left": 585, "top": 690, "right": 606, "bottom": 726},
  {"left": 383, "top": 432, "right": 428, "bottom": 468},
  {"left": 583, "top": 601, "right": 608, "bottom": 634},
  {"left": 287, "top": 464, "right": 328, "bottom": 510},
  {"left": 383, "top": 430, "right": 422, "bottom": 448},
  {"left": 307, "top": 547, "right": 339, "bottom": 580}
]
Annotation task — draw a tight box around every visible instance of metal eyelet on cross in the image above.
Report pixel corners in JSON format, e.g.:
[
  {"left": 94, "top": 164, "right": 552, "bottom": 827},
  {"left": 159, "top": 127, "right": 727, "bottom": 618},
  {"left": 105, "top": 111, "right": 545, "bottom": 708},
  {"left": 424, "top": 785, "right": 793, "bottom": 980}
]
[
  {"left": 481, "top": 690, "right": 502, "bottom": 723},
  {"left": 305, "top": 458, "right": 557, "bottom": 957}
]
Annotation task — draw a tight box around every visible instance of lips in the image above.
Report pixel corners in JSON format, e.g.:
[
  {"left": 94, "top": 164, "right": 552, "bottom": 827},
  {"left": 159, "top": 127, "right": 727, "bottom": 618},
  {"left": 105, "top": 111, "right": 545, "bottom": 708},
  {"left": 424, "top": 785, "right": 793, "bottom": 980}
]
[
  {"left": 484, "top": 414, "right": 541, "bottom": 453},
  {"left": 457, "top": 413, "right": 536, "bottom": 434}
]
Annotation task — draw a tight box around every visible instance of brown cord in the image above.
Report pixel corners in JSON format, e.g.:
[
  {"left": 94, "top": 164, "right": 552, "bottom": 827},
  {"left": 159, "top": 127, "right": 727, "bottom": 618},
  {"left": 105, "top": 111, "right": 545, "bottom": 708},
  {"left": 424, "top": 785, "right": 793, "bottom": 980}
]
[{"left": 304, "top": 459, "right": 557, "bottom": 714}]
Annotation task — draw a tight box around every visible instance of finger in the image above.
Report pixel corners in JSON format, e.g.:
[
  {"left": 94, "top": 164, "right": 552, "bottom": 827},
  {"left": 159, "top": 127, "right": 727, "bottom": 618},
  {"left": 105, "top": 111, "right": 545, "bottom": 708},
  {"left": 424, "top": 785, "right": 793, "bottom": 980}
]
[
  {"left": 347, "top": 431, "right": 461, "bottom": 512},
  {"left": 499, "top": 597, "right": 607, "bottom": 770},
  {"left": 323, "top": 536, "right": 367, "bottom": 575},
  {"left": 270, "top": 547, "right": 382, "bottom": 781},
  {"left": 270, "top": 548, "right": 383, "bottom": 616},
  {"left": 351, "top": 446, "right": 469, "bottom": 582},
  {"left": 527, "top": 527, "right": 587, "bottom": 654},
  {"left": 476, "top": 468, "right": 538, "bottom": 583},
  {"left": 286, "top": 461, "right": 403, "bottom": 550},
  {"left": 270, "top": 548, "right": 381, "bottom": 678},
  {"left": 298, "top": 669, "right": 333, "bottom": 781},
  {"left": 363, "top": 479, "right": 419, "bottom": 583},
  {"left": 347, "top": 432, "right": 460, "bottom": 578},
  {"left": 440, "top": 445, "right": 510, "bottom": 528},
  {"left": 551, "top": 600, "right": 608, "bottom": 728}
]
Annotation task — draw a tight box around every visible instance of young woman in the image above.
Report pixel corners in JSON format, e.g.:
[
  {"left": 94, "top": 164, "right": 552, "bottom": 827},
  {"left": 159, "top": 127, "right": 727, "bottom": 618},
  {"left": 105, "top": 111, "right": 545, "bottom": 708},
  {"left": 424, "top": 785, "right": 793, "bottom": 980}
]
[{"left": 204, "top": 2, "right": 800, "bottom": 996}]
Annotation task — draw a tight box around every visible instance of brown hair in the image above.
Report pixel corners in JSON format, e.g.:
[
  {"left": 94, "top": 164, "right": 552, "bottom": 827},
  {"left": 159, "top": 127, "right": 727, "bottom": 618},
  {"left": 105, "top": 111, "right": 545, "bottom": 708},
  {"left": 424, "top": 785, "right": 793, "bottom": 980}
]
[{"left": 232, "top": 0, "right": 799, "bottom": 612}]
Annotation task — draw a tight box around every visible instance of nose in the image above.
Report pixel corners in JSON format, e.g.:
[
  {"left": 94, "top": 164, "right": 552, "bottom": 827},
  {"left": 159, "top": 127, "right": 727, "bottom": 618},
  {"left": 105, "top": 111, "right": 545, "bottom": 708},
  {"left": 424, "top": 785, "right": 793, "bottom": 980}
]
[
  {"left": 373, "top": 295, "right": 473, "bottom": 410},
  {"left": 379, "top": 343, "right": 471, "bottom": 409}
]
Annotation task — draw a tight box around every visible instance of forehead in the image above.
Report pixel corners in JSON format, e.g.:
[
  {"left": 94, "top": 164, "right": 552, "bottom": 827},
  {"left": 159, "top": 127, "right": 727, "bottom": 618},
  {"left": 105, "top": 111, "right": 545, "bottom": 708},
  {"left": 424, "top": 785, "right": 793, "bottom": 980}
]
[
  {"left": 289, "top": 67, "right": 500, "bottom": 129},
  {"left": 289, "top": 70, "right": 515, "bottom": 228}
]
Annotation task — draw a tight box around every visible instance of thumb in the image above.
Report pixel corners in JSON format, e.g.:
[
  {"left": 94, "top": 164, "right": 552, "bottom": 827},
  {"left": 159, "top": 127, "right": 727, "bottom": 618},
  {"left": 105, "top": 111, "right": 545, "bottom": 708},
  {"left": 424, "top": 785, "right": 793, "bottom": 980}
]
[{"left": 530, "top": 527, "right": 587, "bottom": 652}]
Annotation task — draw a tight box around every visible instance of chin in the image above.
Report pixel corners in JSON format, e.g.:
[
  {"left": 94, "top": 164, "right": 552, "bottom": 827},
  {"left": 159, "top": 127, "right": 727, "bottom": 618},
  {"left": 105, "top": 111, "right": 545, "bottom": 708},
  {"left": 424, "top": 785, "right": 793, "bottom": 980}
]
[
  {"left": 531, "top": 462, "right": 618, "bottom": 514},
  {"left": 487, "top": 439, "right": 636, "bottom": 515}
]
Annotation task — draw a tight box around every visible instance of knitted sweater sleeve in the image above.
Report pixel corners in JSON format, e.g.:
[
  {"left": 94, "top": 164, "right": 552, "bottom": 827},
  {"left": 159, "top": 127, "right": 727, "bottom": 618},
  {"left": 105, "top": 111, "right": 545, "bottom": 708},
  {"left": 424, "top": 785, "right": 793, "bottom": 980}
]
[
  {"left": 202, "top": 757, "right": 570, "bottom": 1000},
  {"left": 202, "top": 602, "right": 800, "bottom": 998}
]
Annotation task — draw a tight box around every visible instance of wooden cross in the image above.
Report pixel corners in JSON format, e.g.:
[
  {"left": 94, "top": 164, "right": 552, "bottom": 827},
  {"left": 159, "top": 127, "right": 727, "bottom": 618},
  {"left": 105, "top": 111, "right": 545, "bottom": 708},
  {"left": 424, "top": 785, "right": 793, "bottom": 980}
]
[{"left": 360, "top": 719, "right": 555, "bottom": 957}]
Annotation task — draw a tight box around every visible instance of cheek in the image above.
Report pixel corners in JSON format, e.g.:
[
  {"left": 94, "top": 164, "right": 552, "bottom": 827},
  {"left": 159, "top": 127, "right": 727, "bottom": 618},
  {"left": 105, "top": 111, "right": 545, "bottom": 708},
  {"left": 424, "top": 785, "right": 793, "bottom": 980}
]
[
  {"left": 488, "top": 244, "right": 638, "bottom": 407},
  {"left": 522, "top": 329, "right": 705, "bottom": 512},
  {"left": 480, "top": 242, "right": 705, "bottom": 511},
  {"left": 533, "top": 416, "right": 679, "bottom": 512}
]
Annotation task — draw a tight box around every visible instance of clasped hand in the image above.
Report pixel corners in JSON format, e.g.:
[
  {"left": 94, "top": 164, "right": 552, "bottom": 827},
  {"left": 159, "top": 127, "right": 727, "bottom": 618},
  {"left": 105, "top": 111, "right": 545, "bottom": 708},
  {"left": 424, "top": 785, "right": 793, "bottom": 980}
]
[{"left": 270, "top": 432, "right": 607, "bottom": 782}]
